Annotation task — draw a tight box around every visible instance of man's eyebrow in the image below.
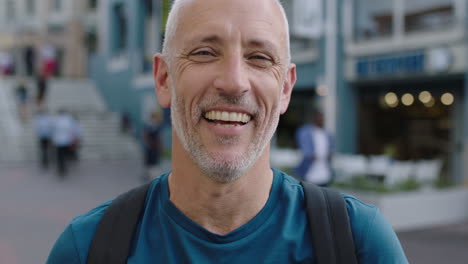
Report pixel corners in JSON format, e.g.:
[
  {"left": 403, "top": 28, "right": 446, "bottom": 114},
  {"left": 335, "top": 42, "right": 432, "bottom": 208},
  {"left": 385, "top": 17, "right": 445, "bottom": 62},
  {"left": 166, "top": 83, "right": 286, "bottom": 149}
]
[
  {"left": 246, "top": 39, "right": 279, "bottom": 53},
  {"left": 193, "top": 35, "right": 223, "bottom": 44}
]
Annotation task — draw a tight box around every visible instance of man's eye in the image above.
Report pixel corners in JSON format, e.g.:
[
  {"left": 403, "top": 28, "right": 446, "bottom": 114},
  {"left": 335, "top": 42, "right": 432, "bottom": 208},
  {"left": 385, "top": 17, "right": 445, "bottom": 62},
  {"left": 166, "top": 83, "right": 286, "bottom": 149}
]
[
  {"left": 250, "top": 55, "right": 271, "bottom": 61},
  {"left": 192, "top": 50, "right": 214, "bottom": 56},
  {"left": 248, "top": 54, "right": 274, "bottom": 68}
]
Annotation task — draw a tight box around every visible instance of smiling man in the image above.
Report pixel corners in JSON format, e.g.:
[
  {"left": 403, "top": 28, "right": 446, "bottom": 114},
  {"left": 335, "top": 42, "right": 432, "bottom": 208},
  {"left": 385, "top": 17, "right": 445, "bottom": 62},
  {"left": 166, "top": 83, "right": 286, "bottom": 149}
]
[{"left": 47, "top": 0, "right": 408, "bottom": 263}]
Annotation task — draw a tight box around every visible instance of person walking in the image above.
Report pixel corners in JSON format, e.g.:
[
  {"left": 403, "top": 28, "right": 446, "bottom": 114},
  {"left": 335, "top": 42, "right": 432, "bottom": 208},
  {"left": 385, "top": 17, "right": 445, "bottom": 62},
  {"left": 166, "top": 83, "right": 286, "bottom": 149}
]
[
  {"left": 15, "top": 79, "right": 29, "bottom": 122},
  {"left": 51, "top": 109, "right": 75, "bottom": 177},
  {"left": 47, "top": 0, "right": 408, "bottom": 263},
  {"left": 142, "top": 111, "right": 163, "bottom": 180},
  {"left": 36, "top": 73, "right": 48, "bottom": 107},
  {"left": 295, "top": 110, "right": 334, "bottom": 187},
  {"left": 33, "top": 108, "right": 53, "bottom": 169}
]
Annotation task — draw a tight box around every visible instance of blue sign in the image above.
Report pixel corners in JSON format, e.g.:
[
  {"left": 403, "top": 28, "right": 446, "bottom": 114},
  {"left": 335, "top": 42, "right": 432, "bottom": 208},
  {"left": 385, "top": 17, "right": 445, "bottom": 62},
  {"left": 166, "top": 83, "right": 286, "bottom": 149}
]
[{"left": 356, "top": 51, "right": 425, "bottom": 78}]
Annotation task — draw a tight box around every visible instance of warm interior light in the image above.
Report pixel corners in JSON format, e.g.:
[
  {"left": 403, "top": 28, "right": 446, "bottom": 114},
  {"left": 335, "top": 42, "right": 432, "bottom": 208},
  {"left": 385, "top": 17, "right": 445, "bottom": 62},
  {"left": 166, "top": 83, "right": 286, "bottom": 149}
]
[
  {"left": 424, "top": 97, "right": 436, "bottom": 107},
  {"left": 401, "top": 93, "right": 414, "bottom": 106},
  {"left": 441, "top": 92, "right": 454, "bottom": 106},
  {"left": 384, "top": 92, "right": 398, "bottom": 108},
  {"left": 419, "top": 91, "right": 432, "bottom": 104}
]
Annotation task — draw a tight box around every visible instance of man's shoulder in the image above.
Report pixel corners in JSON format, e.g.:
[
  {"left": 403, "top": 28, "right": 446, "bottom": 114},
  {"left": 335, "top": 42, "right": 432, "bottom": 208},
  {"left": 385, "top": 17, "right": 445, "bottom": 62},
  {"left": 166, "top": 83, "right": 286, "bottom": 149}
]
[
  {"left": 71, "top": 200, "right": 112, "bottom": 231},
  {"left": 47, "top": 200, "right": 112, "bottom": 263},
  {"left": 341, "top": 193, "right": 379, "bottom": 218}
]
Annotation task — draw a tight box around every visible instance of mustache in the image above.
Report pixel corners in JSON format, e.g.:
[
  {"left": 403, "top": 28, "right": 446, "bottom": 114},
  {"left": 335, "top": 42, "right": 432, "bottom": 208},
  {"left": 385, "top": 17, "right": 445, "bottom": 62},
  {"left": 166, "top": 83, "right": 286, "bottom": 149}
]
[{"left": 198, "top": 94, "right": 259, "bottom": 116}]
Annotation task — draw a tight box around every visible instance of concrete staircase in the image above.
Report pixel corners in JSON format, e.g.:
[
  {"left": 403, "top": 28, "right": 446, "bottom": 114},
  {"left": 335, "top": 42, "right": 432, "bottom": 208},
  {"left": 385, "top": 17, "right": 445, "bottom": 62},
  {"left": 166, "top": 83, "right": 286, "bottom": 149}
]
[{"left": 0, "top": 77, "right": 142, "bottom": 164}]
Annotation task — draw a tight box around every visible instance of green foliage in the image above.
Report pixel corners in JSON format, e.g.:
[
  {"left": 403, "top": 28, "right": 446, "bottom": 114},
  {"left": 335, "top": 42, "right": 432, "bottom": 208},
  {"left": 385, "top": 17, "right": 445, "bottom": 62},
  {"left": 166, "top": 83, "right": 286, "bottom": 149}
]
[{"left": 333, "top": 174, "right": 422, "bottom": 194}]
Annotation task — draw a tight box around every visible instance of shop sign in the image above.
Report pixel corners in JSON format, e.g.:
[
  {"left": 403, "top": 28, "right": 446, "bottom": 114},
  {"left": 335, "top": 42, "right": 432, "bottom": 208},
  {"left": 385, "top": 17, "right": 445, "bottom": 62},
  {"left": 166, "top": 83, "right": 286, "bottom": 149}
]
[{"left": 356, "top": 51, "right": 425, "bottom": 78}]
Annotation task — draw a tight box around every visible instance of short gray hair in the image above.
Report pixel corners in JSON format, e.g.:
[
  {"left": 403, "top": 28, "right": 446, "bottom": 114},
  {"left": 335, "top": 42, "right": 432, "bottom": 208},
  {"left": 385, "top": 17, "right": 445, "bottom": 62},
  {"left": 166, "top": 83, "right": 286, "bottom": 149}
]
[{"left": 161, "top": 0, "right": 291, "bottom": 67}]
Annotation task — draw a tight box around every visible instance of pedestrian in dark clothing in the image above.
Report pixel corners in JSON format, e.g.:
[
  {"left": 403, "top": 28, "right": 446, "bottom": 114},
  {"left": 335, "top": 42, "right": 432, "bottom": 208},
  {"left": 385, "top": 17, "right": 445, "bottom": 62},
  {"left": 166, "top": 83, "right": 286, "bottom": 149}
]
[
  {"left": 51, "top": 109, "right": 75, "bottom": 177},
  {"left": 36, "top": 74, "right": 48, "bottom": 107},
  {"left": 25, "top": 46, "right": 36, "bottom": 77},
  {"left": 34, "top": 108, "right": 53, "bottom": 169},
  {"left": 142, "top": 112, "right": 162, "bottom": 180},
  {"left": 120, "top": 111, "right": 132, "bottom": 134},
  {"left": 15, "top": 80, "right": 29, "bottom": 122}
]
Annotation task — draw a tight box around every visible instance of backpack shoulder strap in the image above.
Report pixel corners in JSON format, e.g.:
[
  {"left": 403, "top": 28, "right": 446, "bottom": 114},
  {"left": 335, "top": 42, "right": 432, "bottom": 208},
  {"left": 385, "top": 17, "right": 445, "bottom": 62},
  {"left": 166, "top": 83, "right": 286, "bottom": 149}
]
[
  {"left": 87, "top": 182, "right": 152, "bottom": 264},
  {"left": 300, "top": 181, "right": 358, "bottom": 264}
]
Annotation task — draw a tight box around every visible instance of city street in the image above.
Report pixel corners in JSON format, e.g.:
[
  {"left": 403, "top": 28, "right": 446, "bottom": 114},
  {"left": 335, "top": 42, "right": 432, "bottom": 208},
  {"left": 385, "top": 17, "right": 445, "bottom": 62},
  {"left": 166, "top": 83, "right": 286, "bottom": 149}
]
[{"left": 0, "top": 160, "right": 467, "bottom": 264}]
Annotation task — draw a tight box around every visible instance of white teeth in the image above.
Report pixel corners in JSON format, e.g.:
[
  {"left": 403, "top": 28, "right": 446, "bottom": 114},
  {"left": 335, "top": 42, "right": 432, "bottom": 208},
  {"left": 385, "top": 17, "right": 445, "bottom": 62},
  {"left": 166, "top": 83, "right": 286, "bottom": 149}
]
[{"left": 204, "top": 110, "right": 252, "bottom": 123}]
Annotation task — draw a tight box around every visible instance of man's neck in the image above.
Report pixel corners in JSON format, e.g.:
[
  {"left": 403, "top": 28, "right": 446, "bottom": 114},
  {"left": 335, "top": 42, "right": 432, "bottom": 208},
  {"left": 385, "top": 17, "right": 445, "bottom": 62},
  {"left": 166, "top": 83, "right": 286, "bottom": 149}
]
[{"left": 168, "top": 149, "right": 273, "bottom": 235}]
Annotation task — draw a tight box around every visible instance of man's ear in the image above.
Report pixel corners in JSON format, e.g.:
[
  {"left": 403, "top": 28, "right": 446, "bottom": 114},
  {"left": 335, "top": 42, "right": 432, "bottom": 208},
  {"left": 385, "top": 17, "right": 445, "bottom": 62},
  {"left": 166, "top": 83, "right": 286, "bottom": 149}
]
[
  {"left": 153, "top": 54, "right": 171, "bottom": 108},
  {"left": 280, "top": 64, "right": 297, "bottom": 114}
]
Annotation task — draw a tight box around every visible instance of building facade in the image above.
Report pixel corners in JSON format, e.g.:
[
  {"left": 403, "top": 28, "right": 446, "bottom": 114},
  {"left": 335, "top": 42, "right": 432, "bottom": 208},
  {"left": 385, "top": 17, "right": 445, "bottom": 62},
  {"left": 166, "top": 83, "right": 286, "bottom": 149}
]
[
  {"left": 341, "top": 0, "right": 468, "bottom": 185},
  {"left": 0, "top": 0, "right": 98, "bottom": 77}
]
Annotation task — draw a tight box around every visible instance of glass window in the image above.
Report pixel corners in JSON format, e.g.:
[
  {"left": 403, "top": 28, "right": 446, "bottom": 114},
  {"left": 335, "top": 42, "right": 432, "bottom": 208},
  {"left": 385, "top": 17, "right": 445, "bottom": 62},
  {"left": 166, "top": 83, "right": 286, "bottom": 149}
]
[
  {"left": 404, "top": 0, "right": 455, "bottom": 33},
  {"left": 113, "top": 3, "right": 127, "bottom": 53},
  {"left": 53, "top": 0, "right": 62, "bottom": 11},
  {"left": 89, "top": 0, "right": 98, "bottom": 10},
  {"left": 26, "top": 0, "right": 35, "bottom": 15},
  {"left": 6, "top": 0, "right": 15, "bottom": 21},
  {"left": 141, "top": 0, "right": 156, "bottom": 72},
  {"left": 282, "top": 0, "right": 318, "bottom": 56},
  {"left": 354, "top": 0, "right": 394, "bottom": 41}
]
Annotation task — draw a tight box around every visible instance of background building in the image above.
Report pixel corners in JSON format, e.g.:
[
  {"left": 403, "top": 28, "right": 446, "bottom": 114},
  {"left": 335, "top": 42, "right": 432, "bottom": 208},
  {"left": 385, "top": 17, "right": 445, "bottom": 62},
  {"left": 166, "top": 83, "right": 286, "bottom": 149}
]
[
  {"left": 0, "top": 0, "right": 98, "bottom": 77},
  {"left": 341, "top": 0, "right": 468, "bottom": 185}
]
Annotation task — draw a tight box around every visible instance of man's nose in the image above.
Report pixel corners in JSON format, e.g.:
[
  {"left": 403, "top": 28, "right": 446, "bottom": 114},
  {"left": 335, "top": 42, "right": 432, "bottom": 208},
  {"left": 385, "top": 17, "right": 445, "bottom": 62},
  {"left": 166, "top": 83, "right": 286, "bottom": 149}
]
[{"left": 213, "top": 55, "right": 250, "bottom": 96}]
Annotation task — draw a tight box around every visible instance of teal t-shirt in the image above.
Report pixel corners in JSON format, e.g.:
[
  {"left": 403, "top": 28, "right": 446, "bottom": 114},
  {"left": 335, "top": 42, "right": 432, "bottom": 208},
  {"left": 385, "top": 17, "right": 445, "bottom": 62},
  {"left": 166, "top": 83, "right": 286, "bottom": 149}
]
[{"left": 47, "top": 169, "right": 408, "bottom": 263}]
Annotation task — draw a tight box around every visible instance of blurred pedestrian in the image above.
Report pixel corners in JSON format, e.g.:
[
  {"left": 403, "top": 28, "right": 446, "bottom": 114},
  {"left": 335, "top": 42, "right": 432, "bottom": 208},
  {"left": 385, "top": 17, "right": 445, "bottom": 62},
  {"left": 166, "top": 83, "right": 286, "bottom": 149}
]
[
  {"left": 0, "top": 52, "right": 14, "bottom": 75},
  {"left": 142, "top": 112, "right": 162, "bottom": 180},
  {"left": 34, "top": 108, "right": 53, "bottom": 169},
  {"left": 120, "top": 111, "right": 132, "bottom": 134},
  {"left": 69, "top": 114, "right": 82, "bottom": 163},
  {"left": 36, "top": 73, "right": 48, "bottom": 107},
  {"left": 40, "top": 44, "right": 57, "bottom": 78},
  {"left": 295, "top": 110, "right": 334, "bottom": 187},
  {"left": 51, "top": 109, "right": 75, "bottom": 178},
  {"left": 24, "top": 46, "right": 36, "bottom": 77},
  {"left": 15, "top": 79, "right": 29, "bottom": 122}
]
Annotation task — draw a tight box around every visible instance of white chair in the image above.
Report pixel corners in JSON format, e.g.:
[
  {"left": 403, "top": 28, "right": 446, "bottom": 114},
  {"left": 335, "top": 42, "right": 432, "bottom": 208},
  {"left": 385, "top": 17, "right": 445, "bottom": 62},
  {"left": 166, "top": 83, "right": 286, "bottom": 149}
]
[
  {"left": 368, "top": 155, "right": 392, "bottom": 176},
  {"left": 384, "top": 161, "right": 415, "bottom": 186},
  {"left": 414, "top": 159, "right": 443, "bottom": 185},
  {"left": 332, "top": 154, "right": 368, "bottom": 182}
]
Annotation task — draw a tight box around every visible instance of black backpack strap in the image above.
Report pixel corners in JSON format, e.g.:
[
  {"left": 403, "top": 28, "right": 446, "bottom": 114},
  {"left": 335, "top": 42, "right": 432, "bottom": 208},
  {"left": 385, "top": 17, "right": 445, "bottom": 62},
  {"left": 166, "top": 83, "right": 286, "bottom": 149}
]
[
  {"left": 87, "top": 182, "right": 152, "bottom": 264},
  {"left": 300, "top": 182, "right": 358, "bottom": 264}
]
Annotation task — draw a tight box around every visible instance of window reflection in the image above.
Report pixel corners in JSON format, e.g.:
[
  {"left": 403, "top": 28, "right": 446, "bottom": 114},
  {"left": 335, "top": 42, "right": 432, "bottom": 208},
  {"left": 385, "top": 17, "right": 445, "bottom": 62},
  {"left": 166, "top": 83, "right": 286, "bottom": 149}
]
[
  {"left": 354, "top": 0, "right": 394, "bottom": 41},
  {"left": 404, "top": 0, "right": 455, "bottom": 33}
]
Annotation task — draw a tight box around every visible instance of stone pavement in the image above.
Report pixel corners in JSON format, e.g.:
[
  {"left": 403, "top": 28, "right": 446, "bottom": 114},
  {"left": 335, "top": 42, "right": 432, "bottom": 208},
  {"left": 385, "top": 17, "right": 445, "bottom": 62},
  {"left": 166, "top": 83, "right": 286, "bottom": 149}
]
[
  {"left": 398, "top": 221, "right": 468, "bottom": 264},
  {"left": 0, "top": 160, "right": 144, "bottom": 264},
  {"left": 0, "top": 160, "right": 467, "bottom": 263}
]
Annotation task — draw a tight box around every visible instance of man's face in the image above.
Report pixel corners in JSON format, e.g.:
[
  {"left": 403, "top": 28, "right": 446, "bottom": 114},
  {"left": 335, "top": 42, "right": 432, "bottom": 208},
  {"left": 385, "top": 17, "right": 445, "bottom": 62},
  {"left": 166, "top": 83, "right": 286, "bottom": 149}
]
[{"left": 159, "top": 0, "right": 296, "bottom": 182}]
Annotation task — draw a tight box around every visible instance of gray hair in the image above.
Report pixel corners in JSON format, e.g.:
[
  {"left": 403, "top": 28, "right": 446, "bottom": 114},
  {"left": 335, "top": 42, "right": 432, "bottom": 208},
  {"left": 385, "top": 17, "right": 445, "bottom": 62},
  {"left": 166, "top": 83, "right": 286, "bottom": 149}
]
[{"left": 161, "top": 0, "right": 291, "bottom": 67}]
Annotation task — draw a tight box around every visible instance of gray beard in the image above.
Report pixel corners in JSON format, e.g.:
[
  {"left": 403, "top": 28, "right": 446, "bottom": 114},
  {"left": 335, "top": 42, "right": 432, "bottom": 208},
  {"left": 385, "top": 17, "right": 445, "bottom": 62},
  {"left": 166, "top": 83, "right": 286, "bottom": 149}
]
[{"left": 170, "top": 91, "right": 279, "bottom": 183}]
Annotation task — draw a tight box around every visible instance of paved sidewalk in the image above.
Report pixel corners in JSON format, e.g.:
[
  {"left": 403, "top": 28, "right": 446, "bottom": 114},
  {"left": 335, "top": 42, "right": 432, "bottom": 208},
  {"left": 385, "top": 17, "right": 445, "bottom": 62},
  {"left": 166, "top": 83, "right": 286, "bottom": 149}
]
[
  {"left": 0, "top": 160, "right": 145, "bottom": 264},
  {"left": 398, "top": 221, "right": 468, "bottom": 264}
]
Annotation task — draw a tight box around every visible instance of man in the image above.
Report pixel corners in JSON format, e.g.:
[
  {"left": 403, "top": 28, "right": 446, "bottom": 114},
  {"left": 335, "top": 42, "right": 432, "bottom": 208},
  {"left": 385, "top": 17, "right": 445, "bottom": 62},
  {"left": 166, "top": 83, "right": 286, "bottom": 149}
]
[
  {"left": 47, "top": 0, "right": 408, "bottom": 263},
  {"left": 142, "top": 111, "right": 163, "bottom": 180},
  {"left": 34, "top": 108, "right": 53, "bottom": 169},
  {"left": 295, "top": 110, "right": 334, "bottom": 186},
  {"left": 51, "top": 109, "right": 75, "bottom": 177}
]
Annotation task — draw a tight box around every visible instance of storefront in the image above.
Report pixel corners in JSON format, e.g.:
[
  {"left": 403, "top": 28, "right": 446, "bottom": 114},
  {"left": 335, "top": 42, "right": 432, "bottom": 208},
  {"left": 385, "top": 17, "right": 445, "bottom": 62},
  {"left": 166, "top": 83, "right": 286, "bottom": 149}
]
[{"left": 346, "top": 48, "right": 465, "bottom": 183}]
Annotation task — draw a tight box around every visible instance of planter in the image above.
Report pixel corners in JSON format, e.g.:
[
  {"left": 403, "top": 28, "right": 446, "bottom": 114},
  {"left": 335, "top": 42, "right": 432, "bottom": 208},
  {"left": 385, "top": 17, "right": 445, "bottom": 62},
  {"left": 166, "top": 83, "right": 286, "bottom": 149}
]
[{"left": 341, "top": 187, "right": 468, "bottom": 231}]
